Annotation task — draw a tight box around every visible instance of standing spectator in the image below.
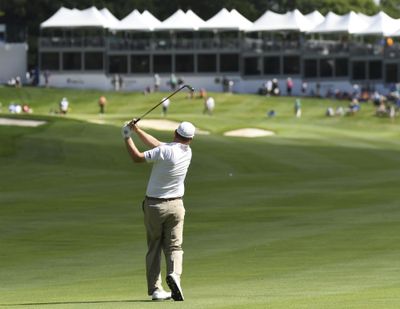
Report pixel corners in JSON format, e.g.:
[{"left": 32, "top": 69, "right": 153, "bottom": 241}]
[
  {"left": 169, "top": 74, "right": 177, "bottom": 90},
  {"left": 43, "top": 70, "right": 50, "bottom": 88},
  {"left": 266, "top": 80, "right": 273, "bottom": 96},
  {"left": 272, "top": 78, "right": 280, "bottom": 96},
  {"left": 154, "top": 74, "right": 161, "bottom": 92},
  {"left": 60, "top": 97, "right": 69, "bottom": 115},
  {"left": 98, "top": 95, "right": 107, "bottom": 114},
  {"left": 162, "top": 98, "right": 170, "bottom": 116},
  {"left": 112, "top": 74, "right": 120, "bottom": 91},
  {"left": 294, "top": 98, "right": 302, "bottom": 118},
  {"left": 203, "top": 97, "right": 215, "bottom": 115},
  {"left": 286, "top": 77, "right": 293, "bottom": 96},
  {"left": 301, "top": 81, "right": 308, "bottom": 95},
  {"left": 198, "top": 88, "right": 207, "bottom": 99}
]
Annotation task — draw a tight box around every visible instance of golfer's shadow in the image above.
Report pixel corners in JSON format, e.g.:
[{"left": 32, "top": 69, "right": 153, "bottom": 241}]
[{"left": 0, "top": 299, "right": 154, "bottom": 306}]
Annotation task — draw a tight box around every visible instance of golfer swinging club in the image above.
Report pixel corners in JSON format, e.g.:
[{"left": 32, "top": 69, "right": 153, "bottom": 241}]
[{"left": 122, "top": 120, "right": 195, "bottom": 301}]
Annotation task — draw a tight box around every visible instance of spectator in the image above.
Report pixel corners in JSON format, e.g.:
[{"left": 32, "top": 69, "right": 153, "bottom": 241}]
[
  {"left": 326, "top": 107, "right": 335, "bottom": 117},
  {"left": 43, "top": 70, "right": 50, "bottom": 88},
  {"left": 203, "top": 97, "right": 215, "bottom": 115},
  {"left": 266, "top": 80, "right": 273, "bottom": 96},
  {"left": 60, "top": 97, "right": 69, "bottom": 115},
  {"left": 154, "top": 74, "right": 160, "bottom": 91},
  {"left": 286, "top": 77, "right": 293, "bottom": 96},
  {"left": 294, "top": 98, "right": 302, "bottom": 118},
  {"left": 267, "top": 110, "right": 276, "bottom": 117},
  {"left": 169, "top": 73, "right": 177, "bottom": 90},
  {"left": 198, "top": 88, "right": 207, "bottom": 99},
  {"left": 301, "top": 81, "right": 308, "bottom": 95},
  {"left": 336, "top": 106, "right": 345, "bottom": 116},
  {"left": 98, "top": 95, "right": 107, "bottom": 114},
  {"left": 112, "top": 74, "right": 120, "bottom": 91},
  {"left": 272, "top": 78, "right": 280, "bottom": 96},
  {"left": 347, "top": 98, "right": 360, "bottom": 115},
  {"left": 162, "top": 98, "right": 170, "bottom": 116}
]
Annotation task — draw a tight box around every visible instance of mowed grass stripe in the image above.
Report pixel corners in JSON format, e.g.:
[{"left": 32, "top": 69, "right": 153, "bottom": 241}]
[{"left": 1, "top": 87, "right": 400, "bottom": 308}]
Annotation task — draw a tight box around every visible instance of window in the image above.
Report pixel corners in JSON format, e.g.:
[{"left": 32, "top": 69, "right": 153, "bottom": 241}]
[
  {"left": 283, "top": 56, "right": 300, "bottom": 74},
  {"left": 320, "top": 58, "right": 334, "bottom": 77},
  {"left": 335, "top": 58, "right": 348, "bottom": 77},
  {"left": 153, "top": 55, "right": 172, "bottom": 73},
  {"left": 220, "top": 53, "right": 239, "bottom": 72},
  {"left": 304, "top": 59, "right": 317, "bottom": 78},
  {"left": 108, "top": 55, "right": 128, "bottom": 74},
  {"left": 84, "top": 52, "right": 103, "bottom": 70},
  {"left": 41, "top": 52, "right": 59, "bottom": 70},
  {"left": 264, "top": 56, "right": 280, "bottom": 75},
  {"left": 244, "top": 57, "right": 261, "bottom": 75},
  {"left": 175, "top": 54, "right": 194, "bottom": 73},
  {"left": 63, "top": 52, "right": 81, "bottom": 71},
  {"left": 385, "top": 63, "right": 398, "bottom": 83},
  {"left": 131, "top": 55, "right": 150, "bottom": 73},
  {"left": 197, "top": 54, "right": 217, "bottom": 73},
  {"left": 352, "top": 61, "right": 366, "bottom": 80},
  {"left": 369, "top": 60, "right": 382, "bottom": 80}
]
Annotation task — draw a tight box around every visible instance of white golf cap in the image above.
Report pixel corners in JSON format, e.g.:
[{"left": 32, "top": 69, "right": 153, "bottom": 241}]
[{"left": 176, "top": 121, "right": 195, "bottom": 139}]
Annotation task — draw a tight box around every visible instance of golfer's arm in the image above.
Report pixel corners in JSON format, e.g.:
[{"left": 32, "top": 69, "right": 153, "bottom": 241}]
[
  {"left": 124, "top": 137, "right": 146, "bottom": 163},
  {"left": 134, "top": 127, "right": 161, "bottom": 148}
]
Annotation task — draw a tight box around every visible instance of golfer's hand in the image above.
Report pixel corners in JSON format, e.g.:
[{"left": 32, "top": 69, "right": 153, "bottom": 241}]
[
  {"left": 130, "top": 119, "right": 139, "bottom": 133},
  {"left": 121, "top": 122, "right": 132, "bottom": 139}
]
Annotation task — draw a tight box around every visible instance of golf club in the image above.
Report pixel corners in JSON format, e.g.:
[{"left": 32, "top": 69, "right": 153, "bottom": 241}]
[{"left": 130, "top": 84, "right": 194, "bottom": 125}]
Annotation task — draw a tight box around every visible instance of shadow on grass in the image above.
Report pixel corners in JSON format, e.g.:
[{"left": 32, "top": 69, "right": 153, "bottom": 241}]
[{"left": 0, "top": 299, "right": 154, "bottom": 306}]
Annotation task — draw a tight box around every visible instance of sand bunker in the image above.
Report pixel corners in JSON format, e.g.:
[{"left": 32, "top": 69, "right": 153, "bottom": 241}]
[
  {"left": 0, "top": 118, "right": 47, "bottom": 127},
  {"left": 224, "top": 128, "right": 275, "bottom": 138}
]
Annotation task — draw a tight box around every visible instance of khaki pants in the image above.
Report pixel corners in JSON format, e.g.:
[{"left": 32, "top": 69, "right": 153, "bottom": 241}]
[{"left": 143, "top": 197, "right": 185, "bottom": 295}]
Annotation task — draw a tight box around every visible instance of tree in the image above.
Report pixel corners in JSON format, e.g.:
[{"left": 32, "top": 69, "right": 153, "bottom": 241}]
[{"left": 380, "top": 0, "right": 400, "bottom": 18}]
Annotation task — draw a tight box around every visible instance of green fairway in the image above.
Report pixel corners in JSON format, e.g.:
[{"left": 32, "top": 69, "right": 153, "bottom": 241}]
[{"left": 1, "top": 87, "right": 400, "bottom": 308}]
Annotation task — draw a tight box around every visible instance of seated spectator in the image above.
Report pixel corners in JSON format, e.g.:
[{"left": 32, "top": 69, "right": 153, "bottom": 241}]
[
  {"left": 336, "top": 106, "right": 345, "bottom": 116},
  {"left": 347, "top": 98, "right": 360, "bottom": 115},
  {"left": 267, "top": 110, "right": 276, "bottom": 118},
  {"left": 326, "top": 107, "right": 335, "bottom": 117},
  {"left": 376, "top": 101, "right": 388, "bottom": 117}
]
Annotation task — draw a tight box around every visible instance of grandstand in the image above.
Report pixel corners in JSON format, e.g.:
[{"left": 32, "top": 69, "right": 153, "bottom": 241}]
[{"left": 38, "top": 7, "right": 400, "bottom": 95}]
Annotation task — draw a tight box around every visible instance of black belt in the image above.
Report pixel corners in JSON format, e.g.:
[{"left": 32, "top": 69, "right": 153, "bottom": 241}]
[{"left": 145, "top": 196, "right": 182, "bottom": 202}]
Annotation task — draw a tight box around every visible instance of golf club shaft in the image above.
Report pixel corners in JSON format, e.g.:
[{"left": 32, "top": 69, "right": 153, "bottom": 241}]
[{"left": 131, "top": 84, "right": 194, "bottom": 125}]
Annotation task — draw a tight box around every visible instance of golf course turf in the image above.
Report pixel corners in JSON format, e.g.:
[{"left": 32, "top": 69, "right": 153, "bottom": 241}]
[{"left": 1, "top": 86, "right": 400, "bottom": 308}]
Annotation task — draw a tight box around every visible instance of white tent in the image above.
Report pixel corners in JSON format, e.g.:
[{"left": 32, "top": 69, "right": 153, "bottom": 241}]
[
  {"left": 141, "top": 10, "right": 162, "bottom": 27},
  {"left": 69, "top": 6, "right": 110, "bottom": 28},
  {"left": 305, "top": 11, "right": 325, "bottom": 28},
  {"left": 186, "top": 9, "right": 207, "bottom": 29},
  {"left": 111, "top": 9, "right": 152, "bottom": 31},
  {"left": 229, "top": 9, "right": 253, "bottom": 31},
  {"left": 358, "top": 11, "right": 400, "bottom": 36},
  {"left": 248, "top": 9, "right": 312, "bottom": 32},
  {"left": 40, "top": 7, "right": 74, "bottom": 28},
  {"left": 199, "top": 8, "right": 252, "bottom": 31},
  {"left": 100, "top": 8, "right": 120, "bottom": 29},
  {"left": 154, "top": 9, "right": 203, "bottom": 31},
  {"left": 313, "top": 11, "right": 369, "bottom": 34},
  {"left": 41, "top": 6, "right": 111, "bottom": 28},
  {"left": 308, "top": 12, "right": 344, "bottom": 33}
]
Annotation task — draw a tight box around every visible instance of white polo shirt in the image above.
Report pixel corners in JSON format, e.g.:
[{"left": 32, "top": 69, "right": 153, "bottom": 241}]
[{"left": 144, "top": 142, "right": 192, "bottom": 199}]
